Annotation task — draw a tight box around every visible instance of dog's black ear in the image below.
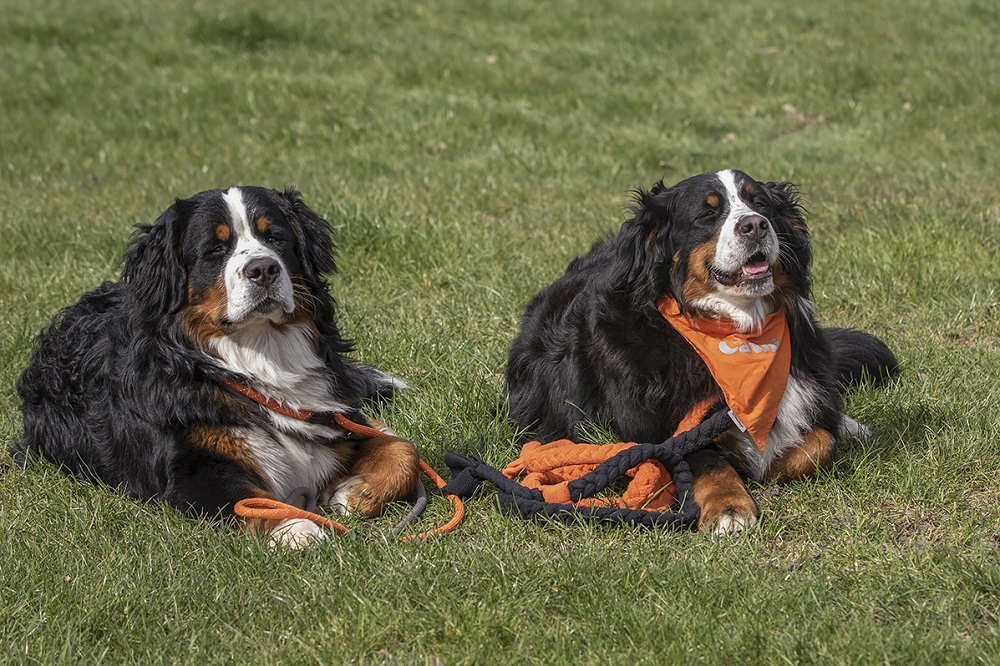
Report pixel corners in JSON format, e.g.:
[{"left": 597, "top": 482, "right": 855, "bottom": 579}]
[
  {"left": 762, "top": 181, "right": 807, "bottom": 234},
  {"left": 278, "top": 188, "right": 348, "bottom": 354},
  {"left": 120, "top": 200, "right": 188, "bottom": 320},
  {"left": 762, "top": 181, "right": 811, "bottom": 280},
  {"left": 614, "top": 181, "right": 678, "bottom": 308},
  {"left": 280, "top": 188, "right": 336, "bottom": 283}
]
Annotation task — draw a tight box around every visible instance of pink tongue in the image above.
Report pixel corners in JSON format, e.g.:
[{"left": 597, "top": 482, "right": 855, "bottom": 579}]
[{"left": 742, "top": 261, "right": 770, "bottom": 275}]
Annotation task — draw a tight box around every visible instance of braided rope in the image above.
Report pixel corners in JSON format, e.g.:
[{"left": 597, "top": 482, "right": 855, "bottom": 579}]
[
  {"left": 441, "top": 408, "right": 731, "bottom": 529},
  {"left": 566, "top": 409, "right": 732, "bottom": 501}
]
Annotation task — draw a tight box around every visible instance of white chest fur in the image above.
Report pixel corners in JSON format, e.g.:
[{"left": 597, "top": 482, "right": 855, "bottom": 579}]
[
  {"left": 209, "top": 322, "right": 352, "bottom": 494},
  {"left": 209, "top": 323, "right": 348, "bottom": 412},
  {"left": 235, "top": 428, "right": 347, "bottom": 499}
]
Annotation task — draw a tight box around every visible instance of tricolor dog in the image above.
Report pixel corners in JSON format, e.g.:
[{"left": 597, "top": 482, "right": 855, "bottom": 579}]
[
  {"left": 506, "top": 170, "right": 898, "bottom": 534},
  {"left": 15, "top": 187, "right": 418, "bottom": 547}
]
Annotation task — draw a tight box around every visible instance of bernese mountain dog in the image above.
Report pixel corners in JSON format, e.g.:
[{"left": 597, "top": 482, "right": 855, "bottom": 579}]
[
  {"left": 506, "top": 169, "right": 898, "bottom": 535},
  {"left": 15, "top": 186, "right": 419, "bottom": 548}
]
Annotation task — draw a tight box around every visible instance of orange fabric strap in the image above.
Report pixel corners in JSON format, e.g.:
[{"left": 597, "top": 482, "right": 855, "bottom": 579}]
[
  {"left": 502, "top": 398, "right": 718, "bottom": 510},
  {"left": 657, "top": 297, "right": 790, "bottom": 450},
  {"left": 502, "top": 439, "right": 675, "bottom": 509}
]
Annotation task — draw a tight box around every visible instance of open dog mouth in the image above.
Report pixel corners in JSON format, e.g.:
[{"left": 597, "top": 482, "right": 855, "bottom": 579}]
[{"left": 710, "top": 253, "right": 773, "bottom": 287}]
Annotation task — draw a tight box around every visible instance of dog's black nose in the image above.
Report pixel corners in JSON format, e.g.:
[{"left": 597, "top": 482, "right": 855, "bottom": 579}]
[
  {"left": 736, "top": 215, "right": 769, "bottom": 238},
  {"left": 244, "top": 257, "right": 281, "bottom": 287}
]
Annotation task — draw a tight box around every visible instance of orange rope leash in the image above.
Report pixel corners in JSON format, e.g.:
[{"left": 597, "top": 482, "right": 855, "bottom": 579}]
[
  {"left": 332, "top": 413, "right": 384, "bottom": 439},
  {"left": 232, "top": 411, "right": 464, "bottom": 542},
  {"left": 232, "top": 496, "right": 351, "bottom": 533},
  {"left": 410, "top": 458, "right": 466, "bottom": 540}
]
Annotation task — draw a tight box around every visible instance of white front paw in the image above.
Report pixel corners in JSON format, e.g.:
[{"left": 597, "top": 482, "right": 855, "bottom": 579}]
[
  {"left": 268, "top": 518, "right": 328, "bottom": 549},
  {"left": 712, "top": 512, "right": 757, "bottom": 537}
]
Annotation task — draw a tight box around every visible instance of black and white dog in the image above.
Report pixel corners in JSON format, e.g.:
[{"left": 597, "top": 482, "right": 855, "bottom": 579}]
[
  {"left": 16, "top": 187, "right": 418, "bottom": 547},
  {"left": 506, "top": 170, "right": 898, "bottom": 534}
]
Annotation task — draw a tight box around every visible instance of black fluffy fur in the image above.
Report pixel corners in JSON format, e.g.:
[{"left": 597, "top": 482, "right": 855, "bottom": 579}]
[
  {"left": 14, "top": 187, "right": 391, "bottom": 516},
  {"left": 506, "top": 171, "right": 899, "bottom": 446}
]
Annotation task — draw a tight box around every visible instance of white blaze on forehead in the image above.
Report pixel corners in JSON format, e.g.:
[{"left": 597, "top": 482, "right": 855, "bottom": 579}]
[
  {"left": 221, "top": 187, "right": 294, "bottom": 322},
  {"left": 222, "top": 187, "right": 250, "bottom": 237},
  {"left": 716, "top": 169, "right": 757, "bottom": 224},
  {"left": 222, "top": 187, "right": 263, "bottom": 253}
]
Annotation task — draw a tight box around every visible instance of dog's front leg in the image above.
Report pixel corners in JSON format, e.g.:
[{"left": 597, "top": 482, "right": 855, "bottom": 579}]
[{"left": 688, "top": 445, "right": 759, "bottom": 536}]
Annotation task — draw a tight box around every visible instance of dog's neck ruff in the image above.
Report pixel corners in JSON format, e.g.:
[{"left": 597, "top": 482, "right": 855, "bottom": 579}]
[{"left": 657, "top": 297, "right": 790, "bottom": 450}]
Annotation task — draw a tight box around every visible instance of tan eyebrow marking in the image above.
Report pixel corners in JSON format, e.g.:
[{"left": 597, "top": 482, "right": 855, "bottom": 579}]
[
  {"left": 255, "top": 217, "right": 270, "bottom": 235},
  {"left": 745, "top": 182, "right": 757, "bottom": 197},
  {"left": 706, "top": 193, "right": 720, "bottom": 209},
  {"left": 215, "top": 224, "right": 230, "bottom": 242}
]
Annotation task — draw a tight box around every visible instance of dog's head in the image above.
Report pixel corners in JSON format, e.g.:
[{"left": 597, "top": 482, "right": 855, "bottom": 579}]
[
  {"left": 618, "top": 169, "right": 811, "bottom": 331},
  {"left": 120, "top": 186, "right": 337, "bottom": 340}
]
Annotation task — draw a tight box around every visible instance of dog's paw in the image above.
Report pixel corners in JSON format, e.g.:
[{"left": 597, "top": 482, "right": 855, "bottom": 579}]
[
  {"left": 708, "top": 510, "right": 758, "bottom": 537},
  {"left": 324, "top": 472, "right": 407, "bottom": 518},
  {"left": 342, "top": 475, "right": 384, "bottom": 518},
  {"left": 267, "top": 518, "right": 328, "bottom": 549},
  {"left": 698, "top": 500, "right": 759, "bottom": 537},
  {"left": 324, "top": 475, "right": 367, "bottom": 516}
]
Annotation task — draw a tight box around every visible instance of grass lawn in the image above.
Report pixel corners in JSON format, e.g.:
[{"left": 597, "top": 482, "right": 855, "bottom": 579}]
[{"left": 1, "top": 0, "right": 998, "bottom": 663}]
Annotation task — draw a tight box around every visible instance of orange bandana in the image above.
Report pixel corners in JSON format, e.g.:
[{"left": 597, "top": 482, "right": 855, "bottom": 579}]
[{"left": 657, "top": 297, "right": 790, "bottom": 450}]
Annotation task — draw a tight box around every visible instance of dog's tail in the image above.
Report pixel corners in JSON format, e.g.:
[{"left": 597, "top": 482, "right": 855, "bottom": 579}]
[
  {"left": 825, "top": 327, "right": 900, "bottom": 392},
  {"left": 354, "top": 364, "right": 408, "bottom": 408}
]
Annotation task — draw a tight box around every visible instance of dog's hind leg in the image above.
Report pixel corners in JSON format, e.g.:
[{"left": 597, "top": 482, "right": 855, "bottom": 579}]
[
  {"left": 766, "top": 427, "right": 836, "bottom": 484},
  {"left": 324, "top": 436, "right": 420, "bottom": 518}
]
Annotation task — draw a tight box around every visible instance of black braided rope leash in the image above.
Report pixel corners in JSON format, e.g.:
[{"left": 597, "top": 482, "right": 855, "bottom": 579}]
[{"left": 442, "top": 408, "right": 733, "bottom": 529}]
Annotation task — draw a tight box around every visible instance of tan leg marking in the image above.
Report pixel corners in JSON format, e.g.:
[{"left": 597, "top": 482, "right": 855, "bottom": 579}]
[
  {"left": 688, "top": 448, "right": 759, "bottom": 536},
  {"left": 328, "top": 436, "right": 420, "bottom": 518},
  {"left": 767, "top": 427, "right": 835, "bottom": 483}
]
